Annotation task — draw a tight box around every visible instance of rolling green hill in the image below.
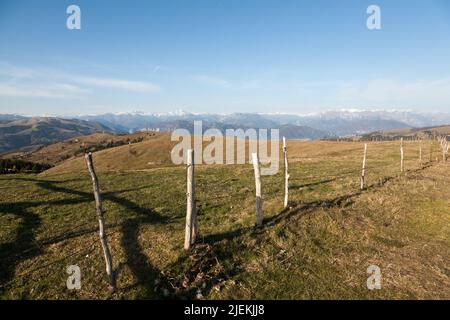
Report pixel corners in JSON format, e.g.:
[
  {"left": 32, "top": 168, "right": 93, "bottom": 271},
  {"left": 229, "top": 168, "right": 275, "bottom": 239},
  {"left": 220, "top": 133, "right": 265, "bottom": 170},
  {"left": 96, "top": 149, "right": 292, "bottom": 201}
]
[
  {"left": 3, "top": 132, "right": 160, "bottom": 166},
  {"left": 1, "top": 139, "right": 449, "bottom": 299},
  {"left": 42, "top": 132, "right": 174, "bottom": 174},
  {"left": 0, "top": 117, "right": 116, "bottom": 154},
  {"left": 362, "top": 125, "right": 450, "bottom": 141}
]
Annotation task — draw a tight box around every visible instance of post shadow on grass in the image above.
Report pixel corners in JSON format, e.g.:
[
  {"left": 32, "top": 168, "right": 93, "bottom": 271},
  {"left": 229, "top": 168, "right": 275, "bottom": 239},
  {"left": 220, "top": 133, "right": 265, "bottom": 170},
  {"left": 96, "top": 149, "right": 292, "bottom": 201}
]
[
  {"left": 29, "top": 178, "right": 174, "bottom": 294},
  {"left": 119, "top": 160, "right": 442, "bottom": 298},
  {"left": 0, "top": 205, "right": 42, "bottom": 286},
  {"left": 266, "top": 174, "right": 399, "bottom": 228},
  {"left": 10, "top": 177, "right": 85, "bottom": 184},
  {"left": 118, "top": 217, "right": 169, "bottom": 298},
  {"left": 200, "top": 190, "right": 361, "bottom": 248},
  {"left": 265, "top": 192, "right": 360, "bottom": 227},
  {"left": 2, "top": 161, "right": 432, "bottom": 295},
  {"left": 1, "top": 177, "right": 173, "bottom": 293},
  {"left": 105, "top": 195, "right": 177, "bottom": 298},
  {"left": 28, "top": 177, "right": 173, "bottom": 225},
  {"left": 290, "top": 178, "right": 337, "bottom": 190},
  {"left": 0, "top": 196, "right": 119, "bottom": 262},
  {"left": 160, "top": 189, "right": 367, "bottom": 299},
  {"left": 167, "top": 193, "right": 353, "bottom": 300},
  {"left": 172, "top": 179, "right": 391, "bottom": 299},
  {"left": 165, "top": 182, "right": 350, "bottom": 299},
  {"left": 3, "top": 177, "right": 170, "bottom": 252}
]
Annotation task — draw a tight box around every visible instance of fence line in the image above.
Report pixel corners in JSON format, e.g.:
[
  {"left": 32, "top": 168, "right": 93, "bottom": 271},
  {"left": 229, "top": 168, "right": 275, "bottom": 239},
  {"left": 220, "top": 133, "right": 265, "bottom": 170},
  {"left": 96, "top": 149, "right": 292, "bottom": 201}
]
[
  {"left": 248, "top": 139, "right": 441, "bottom": 229},
  {"left": 3, "top": 138, "right": 447, "bottom": 293},
  {"left": 0, "top": 229, "right": 121, "bottom": 291}
]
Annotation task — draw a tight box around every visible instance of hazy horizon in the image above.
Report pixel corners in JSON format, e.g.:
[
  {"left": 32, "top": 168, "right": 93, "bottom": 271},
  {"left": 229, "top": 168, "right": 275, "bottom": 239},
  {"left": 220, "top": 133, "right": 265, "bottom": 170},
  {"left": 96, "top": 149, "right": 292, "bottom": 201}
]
[{"left": 1, "top": 107, "right": 449, "bottom": 117}]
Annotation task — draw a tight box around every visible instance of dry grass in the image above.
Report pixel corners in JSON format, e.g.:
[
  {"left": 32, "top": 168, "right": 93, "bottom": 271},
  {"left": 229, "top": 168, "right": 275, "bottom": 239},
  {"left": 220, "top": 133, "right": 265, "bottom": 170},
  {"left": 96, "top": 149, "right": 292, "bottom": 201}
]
[
  {"left": 365, "top": 125, "right": 450, "bottom": 140},
  {"left": 0, "top": 139, "right": 449, "bottom": 299},
  {"left": 3, "top": 132, "right": 161, "bottom": 166}
]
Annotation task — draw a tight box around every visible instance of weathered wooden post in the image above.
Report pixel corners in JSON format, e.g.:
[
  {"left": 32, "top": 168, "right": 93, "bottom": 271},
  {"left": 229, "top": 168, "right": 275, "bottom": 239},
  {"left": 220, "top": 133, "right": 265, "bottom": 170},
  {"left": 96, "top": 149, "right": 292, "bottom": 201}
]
[
  {"left": 400, "top": 138, "right": 404, "bottom": 173},
  {"left": 283, "top": 137, "right": 289, "bottom": 208},
  {"left": 446, "top": 141, "right": 449, "bottom": 162},
  {"left": 84, "top": 152, "right": 114, "bottom": 288},
  {"left": 441, "top": 137, "right": 448, "bottom": 162},
  {"left": 430, "top": 142, "right": 433, "bottom": 163},
  {"left": 184, "top": 149, "right": 197, "bottom": 250},
  {"left": 252, "top": 153, "right": 263, "bottom": 227},
  {"left": 361, "top": 143, "right": 367, "bottom": 190},
  {"left": 445, "top": 141, "right": 448, "bottom": 162},
  {"left": 419, "top": 141, "right": 423, "bottom": 168}
]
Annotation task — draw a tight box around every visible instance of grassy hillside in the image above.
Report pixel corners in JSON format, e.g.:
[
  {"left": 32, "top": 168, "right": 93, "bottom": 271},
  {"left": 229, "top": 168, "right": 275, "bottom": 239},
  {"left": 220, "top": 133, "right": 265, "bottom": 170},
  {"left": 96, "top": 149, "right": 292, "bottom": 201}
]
[
  {"left": 362, "top": 125, "right": 450, "bottom": 141},
  {"left": 43, "top": 132, "right": 174, "bottom": 174},
  {"left": 43, "top": 135, "right": 367, "bottom": 175},
  {"left": 0, "top": 140, "right": 449, "bottom": 299},
  {"left": 3, "top": 132, "right": 160, "bottom": 166},
  {"left": 0, "top": 117, "right": 116, "bottom": 154}
]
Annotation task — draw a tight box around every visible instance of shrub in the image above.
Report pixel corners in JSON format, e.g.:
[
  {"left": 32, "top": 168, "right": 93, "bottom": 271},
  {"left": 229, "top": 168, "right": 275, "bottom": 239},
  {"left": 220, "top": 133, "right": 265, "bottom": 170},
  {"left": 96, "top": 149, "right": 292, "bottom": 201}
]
[{"left": 0, "top": 159, "right": 53, "bottom": 174}]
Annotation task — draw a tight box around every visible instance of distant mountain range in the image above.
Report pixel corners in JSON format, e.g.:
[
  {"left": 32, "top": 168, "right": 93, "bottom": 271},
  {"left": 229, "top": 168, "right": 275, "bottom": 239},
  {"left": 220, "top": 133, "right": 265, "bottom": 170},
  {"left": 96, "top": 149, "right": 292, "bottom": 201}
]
[
  {"left": 77, "top": 112, "right": 332, "bottom": 140},
  {"left": 1, "top": 109, "right": 450, "bottom": 154},
  {"left": 75, "top": 109, "right": 450, "bottom": 136}
]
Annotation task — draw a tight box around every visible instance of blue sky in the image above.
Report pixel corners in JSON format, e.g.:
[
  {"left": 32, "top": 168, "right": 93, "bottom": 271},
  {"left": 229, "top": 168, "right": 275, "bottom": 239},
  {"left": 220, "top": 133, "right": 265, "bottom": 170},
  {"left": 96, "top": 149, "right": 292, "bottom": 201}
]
[{"left": 1, "top": 0, "right": 450, "bottom": 115}]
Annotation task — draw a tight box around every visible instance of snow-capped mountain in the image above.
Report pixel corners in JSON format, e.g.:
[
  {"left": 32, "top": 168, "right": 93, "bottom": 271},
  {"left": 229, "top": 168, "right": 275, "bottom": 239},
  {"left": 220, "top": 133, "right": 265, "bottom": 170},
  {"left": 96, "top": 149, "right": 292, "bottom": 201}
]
[
  {"left": 71, "top": 109, "right": 450, "bottom": 137},
  {"left": 0, "top": 109, "right": 448, "bottom": 152},
  {"left": 259, "top": 110, "right": 450, "bottom": 136},
  {"left": 5, "top": 109, "right": 449, "bottom": 138}
]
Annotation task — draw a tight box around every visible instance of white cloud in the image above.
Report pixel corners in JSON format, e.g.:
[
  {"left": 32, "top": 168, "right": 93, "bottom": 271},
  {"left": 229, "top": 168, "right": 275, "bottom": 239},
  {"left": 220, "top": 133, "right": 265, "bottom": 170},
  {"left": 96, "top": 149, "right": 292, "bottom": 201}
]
[
  {"left": 0, "top": 65, "right": 43, "bottom": 79},
  {"left": 191, "top": 75, "right": 230, "bottom": 88},
  {"left": 0, "top": 83, "right": 87, "bottom": 98},
  {"left": 0, "top": 63, "right": 161, "bottom": 95},
  {"left": 71, "top": 76, "right": 160, "bottom": 93}
]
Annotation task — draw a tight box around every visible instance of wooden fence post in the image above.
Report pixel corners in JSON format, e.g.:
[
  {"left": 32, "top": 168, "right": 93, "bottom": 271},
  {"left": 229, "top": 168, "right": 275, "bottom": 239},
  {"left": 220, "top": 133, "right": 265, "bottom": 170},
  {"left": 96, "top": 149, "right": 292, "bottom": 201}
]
[
  {"left": 184, "top": 149, "right": 196, "bottom": 250},
  {"left": 441, "top": 137, "right": 448, "bottom": 162},
  {"left": 430, "top": 142, "right": 433, "bottom": 163},
  {"left": 84, "top": 152, "right": 114, "bottom": 288},
  {"left": 252, "top": 153, "right": 263, "bottom": 227},
  {"left": 400, "top": 138, "right": 404, "bottom": 173},
  {"left": 419, "top": 141, "right": 423, "bottom": 168},
  {"left": 361, "top": 143, "right": 367, "bottom": 190},
  {"left": 446, "top": 142, "right": 449, "bottom": 162},
  {"left": 283, "top": 137, "right": 289, "bottom": 208},
  {"left": 443, "top": 139, "right": 446, "bottom": 162},
  {"left": 190, "top": 151, "right": 198, "bottom": 246}
]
